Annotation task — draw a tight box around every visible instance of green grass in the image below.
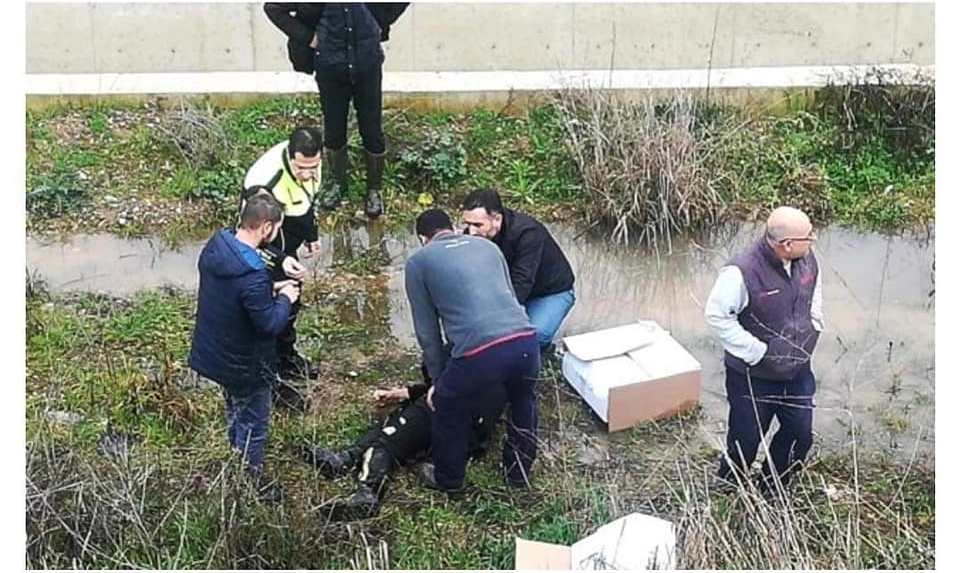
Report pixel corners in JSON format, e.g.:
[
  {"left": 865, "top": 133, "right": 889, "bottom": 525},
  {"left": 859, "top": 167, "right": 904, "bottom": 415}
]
[
  {"left": 25, "top": 277, "right": 935, "bottom": 568},
  {"left": 721, "top": 108, "right": 934, "bottom": 230},
  {"left": 25, "top": 90, "right": 933, "bottom": 240}
]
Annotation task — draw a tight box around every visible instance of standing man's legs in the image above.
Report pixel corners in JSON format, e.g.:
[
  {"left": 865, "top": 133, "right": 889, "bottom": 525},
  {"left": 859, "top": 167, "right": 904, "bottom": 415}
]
[
  {"left": 523, "top": 290, "right": 576, "bottom": 352},
  {"left": 225, "top": 384, "right": 273, "bottom": 471},
  {"left": 718, "top": 367, "right": 778, "bottom": 482},
  {"left": 276, "top": 296, "right": 302, "bottom": 370},
  {"left": 352, "top": 61, "right": 386, "bottom": 155},
  {"left": 352, "top": 61, "right": 386, "bottom": 218},
  {"left": 429, "top": 359, "right": 481, "bottom": 490},
  {"left": 316, "top": 67, "right": 353, "bottom": 210},
  {"left": 501, "top": 334, "right": 541, "bottom": 486},
  {"left": 765, "top": 367, "right": 816, "bottom": 488}
]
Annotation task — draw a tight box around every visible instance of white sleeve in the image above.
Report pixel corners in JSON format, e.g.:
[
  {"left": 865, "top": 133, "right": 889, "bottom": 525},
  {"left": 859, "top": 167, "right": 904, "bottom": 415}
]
[
  {"left": 704, "top": 266, "right": 768, "bottom": 365},
  {"left": 243, "top": 142, "right": 285, "bottom": 189},
  {"left": 811, "top": 266, "right": 824, "bottom": 332}
]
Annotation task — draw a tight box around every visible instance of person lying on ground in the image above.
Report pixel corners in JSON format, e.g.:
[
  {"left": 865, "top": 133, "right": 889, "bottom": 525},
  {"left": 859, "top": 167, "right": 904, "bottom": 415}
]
[{"left": 297, "top": 364, "right": 506, "bottom": 521}]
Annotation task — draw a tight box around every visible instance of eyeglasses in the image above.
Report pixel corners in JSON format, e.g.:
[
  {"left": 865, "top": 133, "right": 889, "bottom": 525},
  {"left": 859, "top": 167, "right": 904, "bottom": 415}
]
[
  {"left": 768, "top": 232, "right": 817, "bottom": 244},
  {"left": 782, "top": 234, "right": 817, "bottom": 243},
  {"left": 777, "top": 234, "right": 817, "bottom": 245}
]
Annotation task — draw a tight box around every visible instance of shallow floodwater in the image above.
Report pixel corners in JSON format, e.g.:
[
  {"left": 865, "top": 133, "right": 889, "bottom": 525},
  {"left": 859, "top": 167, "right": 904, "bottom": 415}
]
[{"left": 27, "top": 222, "right": 935, "bottom": 461}]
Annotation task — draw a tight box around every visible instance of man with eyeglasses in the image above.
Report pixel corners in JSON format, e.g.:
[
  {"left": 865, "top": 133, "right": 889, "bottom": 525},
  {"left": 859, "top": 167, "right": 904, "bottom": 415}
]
[
  {"left": 243, "top": 127, "right": 323, "bottom": 382},
  {"left": 704, "top": 206, "right": 823, "bottom": 496}
]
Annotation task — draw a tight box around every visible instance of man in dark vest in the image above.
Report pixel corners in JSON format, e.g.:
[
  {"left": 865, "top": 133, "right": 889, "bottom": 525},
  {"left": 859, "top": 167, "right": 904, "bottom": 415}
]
[{"left": 704, "top": 206, "right": 823, "bottom": 494}]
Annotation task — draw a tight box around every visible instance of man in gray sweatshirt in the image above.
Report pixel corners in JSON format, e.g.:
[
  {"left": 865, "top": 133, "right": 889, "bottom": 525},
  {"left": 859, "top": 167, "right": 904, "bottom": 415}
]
[{"left": 405, "top": 209, "right": 541, "bottom": 492}]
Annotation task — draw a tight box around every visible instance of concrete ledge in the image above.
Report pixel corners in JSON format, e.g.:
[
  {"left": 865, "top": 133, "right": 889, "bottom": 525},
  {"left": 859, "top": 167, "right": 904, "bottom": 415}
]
[{"left": 26, "top": 64, "right": 935, "bottom": 96}]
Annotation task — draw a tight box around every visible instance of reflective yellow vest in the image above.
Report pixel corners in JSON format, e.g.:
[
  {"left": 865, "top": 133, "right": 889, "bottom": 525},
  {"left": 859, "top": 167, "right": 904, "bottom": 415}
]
[{"left": 243, "top": 141, "right": 322, "bottom": 217}]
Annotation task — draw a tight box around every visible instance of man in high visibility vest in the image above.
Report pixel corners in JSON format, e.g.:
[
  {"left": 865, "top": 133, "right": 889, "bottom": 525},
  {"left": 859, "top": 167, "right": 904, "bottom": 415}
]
[{"left": 243, "top": 127, "right": 323, "bottom": 381}]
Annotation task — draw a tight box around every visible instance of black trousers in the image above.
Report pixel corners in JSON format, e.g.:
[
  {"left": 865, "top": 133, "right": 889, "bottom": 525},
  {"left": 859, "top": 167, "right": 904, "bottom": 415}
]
[
  {"left": 315, "top": 62, "right": 386, "bottom": 154},
  {"left": 718, "top": 365, "right": 816, "bottom": 486},
  {"left": 353, "top": 391, "right": 503, "bottom": 466},
  {"left": 432, "top": 334, "right": 540, "bottom": 489},
  {"left": 272, "top": 250, "right": 302, "bottom": 364}
]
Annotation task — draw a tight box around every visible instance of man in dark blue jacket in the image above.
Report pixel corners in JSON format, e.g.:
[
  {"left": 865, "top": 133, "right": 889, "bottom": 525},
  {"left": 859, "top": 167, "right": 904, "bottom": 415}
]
[{"left": 189, "top": 192, "right": 301, "bottom": 499}]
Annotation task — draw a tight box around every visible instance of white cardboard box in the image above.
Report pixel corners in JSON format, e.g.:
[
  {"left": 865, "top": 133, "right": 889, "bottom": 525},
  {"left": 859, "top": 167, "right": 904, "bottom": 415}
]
[
  {"left": 515, "top": 512, "right": 677, "bottom": 570},
  {"left": 561, "top": 321, "right": 702, "bottom": 432}
]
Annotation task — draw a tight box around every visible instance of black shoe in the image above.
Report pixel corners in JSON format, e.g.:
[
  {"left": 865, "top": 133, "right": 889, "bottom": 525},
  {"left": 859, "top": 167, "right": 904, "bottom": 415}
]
[
  {"left": 300, "top": 446, "right": 359, "bottom": 479},
  {"left": 507, "top": 477, "right": 531, "bottom": 489},
  {"left": 319, "top": 145, "right": 348, "bottom": 211},
  {"left": 710, "top": 474, "right": 740, "bottom": 495},
  {"left": 273, "top": 378, "right": 307, "bottom": 411},
  {"left": 363, "top": 150, "right": 385, "bottom": 219},
  {"left": 756, "top": 472, "right": 790, "bottom": 502},
  {"left": 416, "top": 463, "right": 466, "bottom": 495},
  {"left": 280, "top": 352, "right": 320, "bottom": 380},
  {"left": 328, "top": 485, "right": 381, "bottom": 521},
  {"left": 246, "top": 469, "right": 284, "bottom": 504},
  {"left": 365, "top": 188, "right": 384, "bottom": 219}
]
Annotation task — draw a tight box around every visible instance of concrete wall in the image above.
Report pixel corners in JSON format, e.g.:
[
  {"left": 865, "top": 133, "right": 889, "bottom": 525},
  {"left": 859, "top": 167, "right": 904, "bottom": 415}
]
[{"left": 27, "top": 3, "right": 934, "bottom": 75}]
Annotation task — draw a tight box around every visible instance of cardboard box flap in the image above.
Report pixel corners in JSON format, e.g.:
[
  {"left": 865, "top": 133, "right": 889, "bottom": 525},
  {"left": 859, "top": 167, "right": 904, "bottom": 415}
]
[
  {"left": 569, "top": 513, "right": 677, "bottom": 570},
  {"left": 514, "top": 538, "right": 571, "bottom": 570},
  {"left": 561, "top": 353, "right": 614, "bottom": 423},
  {"left": 627, "top": 335, "right": 702, "bottom": 380},
  {"left": 563, "top": 322, "right": 660, "bottom": 361}
]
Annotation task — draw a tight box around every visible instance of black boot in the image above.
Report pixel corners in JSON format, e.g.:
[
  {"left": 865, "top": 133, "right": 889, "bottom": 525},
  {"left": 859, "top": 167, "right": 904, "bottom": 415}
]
[
  {"left": 279, "top": 350, "right": 320, "bottom": 380},
  {"left": 319, "top": 145, "right": 348, "bottom": 211},
  {"left": 416, "top": 462, "right": 466, "bottom": 495},
  {"left": 363, "top": 149, "right": 385, "bottom": 219},
  {"left": 300, "top": 445, "right": 362, "bottom": 479},
  {"left": 329, "top": 484, "right": 380, "bottom": 522},
  {"left": 273, "top": 377, "right": 307, "bottom": 412},
  {"left": 246, "top": 468, "right": 284, "bottom": 504},
  {"left": 327, "top": 447, "right": 394, "bottom": 521}
]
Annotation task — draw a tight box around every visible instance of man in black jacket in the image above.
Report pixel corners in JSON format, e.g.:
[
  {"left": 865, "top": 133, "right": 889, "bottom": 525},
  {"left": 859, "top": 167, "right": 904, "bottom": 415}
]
[
  {"left": 299, "top": 365, "right": 505, "bottom": 520},
  {"left": 461, "top": 188, "right": 576, "bottom": 354},
  {"left": 264, "top": 3, "right": 409, "bottom": 219}
]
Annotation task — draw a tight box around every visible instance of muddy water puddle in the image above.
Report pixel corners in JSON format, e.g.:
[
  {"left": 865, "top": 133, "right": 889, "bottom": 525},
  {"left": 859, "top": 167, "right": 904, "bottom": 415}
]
[{"left": 28, "top": 223, "right": 935, "bottom": 461}]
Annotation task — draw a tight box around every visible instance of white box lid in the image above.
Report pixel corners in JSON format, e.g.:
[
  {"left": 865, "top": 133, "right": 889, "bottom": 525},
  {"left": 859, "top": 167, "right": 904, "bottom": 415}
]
[{"left": 563, "top": 321, "right": 662, "bottom": 361}]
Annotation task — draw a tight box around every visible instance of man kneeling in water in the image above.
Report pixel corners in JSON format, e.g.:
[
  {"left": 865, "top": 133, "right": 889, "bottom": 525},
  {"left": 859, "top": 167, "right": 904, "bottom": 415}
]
[{"left": 298, "top": 365, "right": 505, "bottom": 521}]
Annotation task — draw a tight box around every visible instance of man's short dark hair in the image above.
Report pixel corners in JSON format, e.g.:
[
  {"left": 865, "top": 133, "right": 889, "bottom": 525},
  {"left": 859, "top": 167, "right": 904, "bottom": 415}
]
[
  {"left": 288, "top": 126, "right": 323, "bottom": 158},
  {"left": 461, "top": 187, "right": 504, "bottom": 215},
  {"left": 239, "top": 189, "right": 283, "bottom": 230},
  {"left": 415, "top": 209, "right": 453, "bottom": 239}
]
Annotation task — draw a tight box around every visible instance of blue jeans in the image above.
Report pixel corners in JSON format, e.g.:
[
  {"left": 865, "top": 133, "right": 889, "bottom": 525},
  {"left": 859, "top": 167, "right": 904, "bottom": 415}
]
[
  {"left": 224, "top": 385, "right": 273, "bottom": 470},
  {"left": 524, "top": 289, "right": 576, "bottom": 350}
]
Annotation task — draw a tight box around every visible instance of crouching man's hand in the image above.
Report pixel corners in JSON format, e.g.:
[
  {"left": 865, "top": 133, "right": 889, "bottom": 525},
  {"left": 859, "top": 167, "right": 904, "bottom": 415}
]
[{"left": 281, "top": 256, "right": 306, "bottom": 281}]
